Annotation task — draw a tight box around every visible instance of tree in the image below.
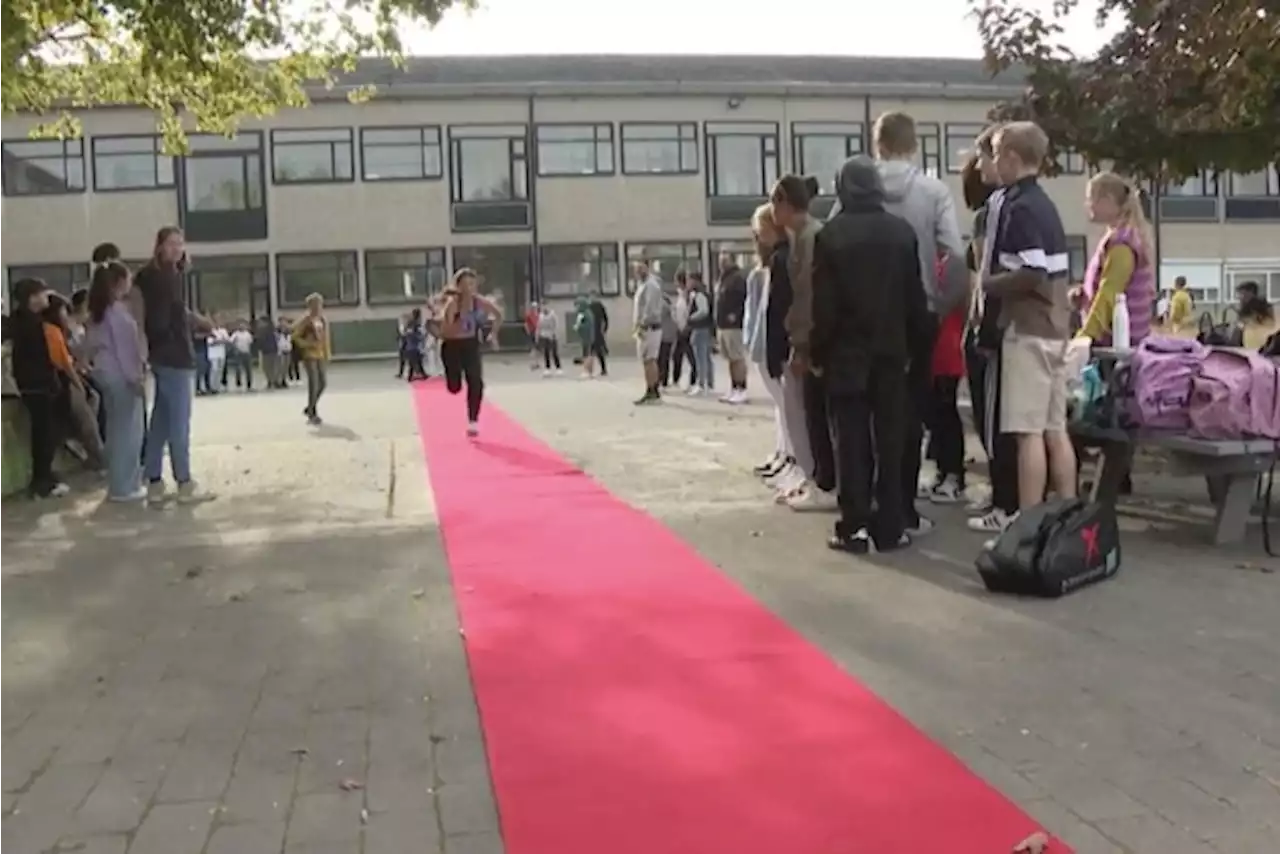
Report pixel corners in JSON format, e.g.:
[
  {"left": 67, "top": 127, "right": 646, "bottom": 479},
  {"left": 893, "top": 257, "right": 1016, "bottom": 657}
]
[
  {"left": 1, "top": 0, "right": 474, "bottom": 149},
  {"left": 971, "top": 0, "right": 1280, "bottom": 181}
]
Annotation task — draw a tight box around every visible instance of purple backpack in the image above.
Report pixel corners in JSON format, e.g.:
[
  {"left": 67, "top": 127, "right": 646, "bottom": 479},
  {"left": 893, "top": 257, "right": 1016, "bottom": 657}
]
[
  {"left": 1188, "top": 348, "right": 1280, "bottom": 440},
  {"left": 1124, "top": 336, "right": 1207, "bottom": 429}
]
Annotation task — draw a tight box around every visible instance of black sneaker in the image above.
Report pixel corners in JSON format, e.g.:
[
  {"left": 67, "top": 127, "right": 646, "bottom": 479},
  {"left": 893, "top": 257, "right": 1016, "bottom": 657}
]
[
  {"left": 828, "top": 526, "right": 875, "bottom": 554},
  {"left": 633, "top": 390, "right": 660, "bottom": 405},
  {"left": 754, "top": 455, "right": 784, "bottom": 477}
]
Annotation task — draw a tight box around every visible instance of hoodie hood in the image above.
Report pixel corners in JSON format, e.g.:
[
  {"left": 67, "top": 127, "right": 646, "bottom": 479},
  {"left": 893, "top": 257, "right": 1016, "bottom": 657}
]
[
  {"left": 877, "top": 159, "right": 922, "bottom": 203},
  {"left": 835, "top": 155, "right": 884, "bottom": 210}
]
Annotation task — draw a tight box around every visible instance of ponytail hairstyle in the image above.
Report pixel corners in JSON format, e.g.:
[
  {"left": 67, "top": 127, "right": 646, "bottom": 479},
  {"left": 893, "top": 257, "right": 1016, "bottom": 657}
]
[
  {"left": 1089, "top": 171, "right": 1153, "bottom": 263},
  {"left": 87, "top": 261, "right": 131, "bottom": 324},
  {"left": 750, "top": 203, "right": 778, "bottom": 267}
]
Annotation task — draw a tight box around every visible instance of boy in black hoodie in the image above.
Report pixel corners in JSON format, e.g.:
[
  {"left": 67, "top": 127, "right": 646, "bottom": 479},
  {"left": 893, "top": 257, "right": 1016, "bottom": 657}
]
[{"left": 7, "top": 278, "right": 70, "bottom": 498}]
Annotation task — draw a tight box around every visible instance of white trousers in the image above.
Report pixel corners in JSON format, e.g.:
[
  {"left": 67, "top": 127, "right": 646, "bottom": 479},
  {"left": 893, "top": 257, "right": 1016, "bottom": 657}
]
[
  {"left": 780, "top": 371, "right": 814, "bottom": 478},
  {"left": 758, "top": 366, "right": 791, "bottom": 458}
]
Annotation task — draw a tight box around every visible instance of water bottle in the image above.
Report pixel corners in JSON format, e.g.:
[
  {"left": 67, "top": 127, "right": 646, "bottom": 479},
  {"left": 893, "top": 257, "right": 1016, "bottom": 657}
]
[{"left": 1112, "top": 293, "right": 1131, "bottom": 350}]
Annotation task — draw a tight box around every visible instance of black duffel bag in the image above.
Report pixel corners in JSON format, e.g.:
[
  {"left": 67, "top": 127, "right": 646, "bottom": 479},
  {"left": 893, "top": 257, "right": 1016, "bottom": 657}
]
[{"left": 976, "top": 499, "right": 1122, "bottom": 598}]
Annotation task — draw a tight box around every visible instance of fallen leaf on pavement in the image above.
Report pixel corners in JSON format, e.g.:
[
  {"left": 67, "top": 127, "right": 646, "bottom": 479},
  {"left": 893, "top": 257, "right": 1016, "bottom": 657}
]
[
  {"left": 1013, "top": 831, "right": 1049, "bottom": 853},
  {"left": 340, "top": 778, "right": 364, "bottom": 791}
]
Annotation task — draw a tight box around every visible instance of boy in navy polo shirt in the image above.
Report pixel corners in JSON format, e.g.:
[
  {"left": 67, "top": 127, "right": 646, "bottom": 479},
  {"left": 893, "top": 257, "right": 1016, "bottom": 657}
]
[{"left": 982, "top": 121, "right": 1078, "bottom": 524}]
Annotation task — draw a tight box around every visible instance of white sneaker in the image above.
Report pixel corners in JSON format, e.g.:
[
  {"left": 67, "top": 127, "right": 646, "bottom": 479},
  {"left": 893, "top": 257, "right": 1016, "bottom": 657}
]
[
  {"left": 787, "top": 486, "right": 838, "bottom": 512},
  {"left": 542, "top": 369, "right": 551, "bottom": 378},
  {"left": 466, "top": 421, "right": 479, "bottom": 437},
  {"left": 686, "top": 386, "right": 704, "bottom": 397},
  {"left": 176, "top": 480, "right": 216, "bottom": 505},
  {"left": 764, "top": 462, "right": 798, "bottom": 488},
  {"left": 729, "top": 388, "right": 748, "bottom": 405},
  {"left": 579, "top": 372, "right": 593, "bottom": 380},
  {"left": 929, "top": 476, "right": 966, "bottom": 505},
  {"left": 906, "top": 515, "right": 935, "bottom": 537},
  {"left": 917, "top": 477, "right": 939, "bottom": 499},
  {"left": 771, "top": 468, "right": 806, "bottom": 501},
  {"left": 967, "top": 508, "right": 1012, "bottom": 533},
  {"left": 555, "top": 368, "right": 564, "bottom": 376},
  {"left": 108, "top": 487, "right": 148, "bottom": 503},
  {"left": 146, "top": 480, "right": 168, "bottom": 504},
  {"left": 965, "top": 484, "right": 993, "bottom": 512}
]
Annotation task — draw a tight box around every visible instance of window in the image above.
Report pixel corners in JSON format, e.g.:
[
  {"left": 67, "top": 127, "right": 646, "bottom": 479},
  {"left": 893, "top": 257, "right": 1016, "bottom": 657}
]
[
  {"left": 187, "top": 255, "right": 271, "bottom": 321},
  {"left": 1061, "top": 149, "right": 1087, "bottom": 175},
  {"left": 2, "top": 138, "right": 85, "bottom": 196},
  {"left": 1163, "top": 171, "right": 1218, "bottom": 197},
  {"left": 180, "top": 133, "right": 268, "bottom": 242},
  {"left": 624, "top": 241, "right": 702, "bottom": 294},
  {"left": 271, "top": 128, "right": 354, "bottom": 184},
  {"left": 92, "top": 136, "right": 174, "bottom": 190},
  {"left": 539, "top": 244, "right": 621, "bottom": 299},
  {"left": 364, "top": 249, "right": 449, "bottom": 304},
  {"left": 620, "top": 123, "right": 698, "bottom": 175},
  {"left": 709, "top": 240, "right": 757, "bottom": 277},
  {"left": 706, "top": 123, "right": 778, "bottom": 197},
  {"left": 791, "top": 123, "right": 862, "bottom": 195},
  {"left": 536, "top": 125, "right": 614, "bottom": 176},
  {"left": 360, "top": 127, "right": 443, "bottom": 181},
  {"left": 6, "top": 263, "right": 90, "bottom": 297},
  {"left": 916, "top": 123, "right": 942, "bottom": 178},
  {"left": 452, "top": 245, "right": 533, "bottom": 315},
  {"left": 1229, "top": 166, "right": 1279, "bottom": 197},
  {"left": 276, "top": 252, "right": 359, "bottom": 307},
  {"left": 1066, "top": 236, "right": 1089, "bottom": 283},
  {"left": 1226, "top": 267, "right": 1280, "bottom": 303},
  {"left": 449, "top": 126, "right": 531, "bottom": 230},
  {"left": 943, "top": 123, "right": 986, "bottom": 174}
]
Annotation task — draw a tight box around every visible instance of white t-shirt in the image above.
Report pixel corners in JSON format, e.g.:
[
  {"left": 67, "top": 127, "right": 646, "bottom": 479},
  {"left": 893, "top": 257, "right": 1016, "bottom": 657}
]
[
  {"left": 277, "top": 332, "right": 292, "bottom": 353},
  {"left": 207, "top": 328, "right": 228, "bottom": 361},
  {"left": 230, "top": 329, "right": 253, "bottom": 354}
]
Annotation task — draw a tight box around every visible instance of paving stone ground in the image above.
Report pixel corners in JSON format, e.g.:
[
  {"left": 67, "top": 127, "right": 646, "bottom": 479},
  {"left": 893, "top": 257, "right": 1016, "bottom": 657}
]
[{"left": 3, "top": 359, "right": 1278, "bottom": 854}]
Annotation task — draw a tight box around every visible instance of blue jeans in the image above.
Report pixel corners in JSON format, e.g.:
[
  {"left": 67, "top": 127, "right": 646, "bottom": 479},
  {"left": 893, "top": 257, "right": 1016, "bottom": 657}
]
[
  {"left": 144, "top": 366, "right": 195, "bottom": 484},
  {"left": 690, "top": 328, "right": 714, "bottom": 390},
  {"left": 95, "top": 371, "right": 145, "bottom": 498}
]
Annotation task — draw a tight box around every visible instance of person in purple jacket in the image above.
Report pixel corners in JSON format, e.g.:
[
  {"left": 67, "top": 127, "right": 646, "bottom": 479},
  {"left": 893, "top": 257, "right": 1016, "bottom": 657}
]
[{"left": 85, "top": 261, "right": 148, "bottom": 502}]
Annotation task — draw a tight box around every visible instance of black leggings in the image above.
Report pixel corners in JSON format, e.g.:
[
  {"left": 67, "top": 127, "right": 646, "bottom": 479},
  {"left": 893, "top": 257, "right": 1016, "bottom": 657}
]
[
  {"left": 441, "top": 338, "right": 484, "bottom": 421},
  {"left": 540, "top": 338, "right": 561, "bottom": 370},
  {"left": 803, "top": 372, "right": 837, "bottom": 493},
  {"left": 22, "top": 392, "right": 59, "bottom": 495},
  {"left": 927, "top": 375, "right": 966, "bottom": 482}
]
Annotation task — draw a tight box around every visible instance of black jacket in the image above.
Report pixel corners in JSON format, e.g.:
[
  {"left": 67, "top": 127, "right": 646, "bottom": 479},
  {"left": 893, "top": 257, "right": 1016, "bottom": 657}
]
[
  {"left": 715, "top": 265, "right": 748, "bottom": 330},
  {"left": 764, "top": 240, "right": 792, "bottom": 379},
  {"left": 135, "top": 260, "right": 195, "bottom": 369},
  {"left": 588, "top": 299, "right": 609, "bottom": 340},
  {"left": 811, "top": 156, "right": 931, "bottom": 393},
  {"left": 8, "top": 309, "right": 59, "bottom": 395}
]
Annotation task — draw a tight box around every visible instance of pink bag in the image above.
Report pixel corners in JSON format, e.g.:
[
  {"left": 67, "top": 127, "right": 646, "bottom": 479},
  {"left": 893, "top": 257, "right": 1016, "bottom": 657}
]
[
  {"left": 1124, "top": 336, "right": 1207, "bottom": 430},
  {"left": 1188, "top": 348, "right": 1280, "bottom": 440}
]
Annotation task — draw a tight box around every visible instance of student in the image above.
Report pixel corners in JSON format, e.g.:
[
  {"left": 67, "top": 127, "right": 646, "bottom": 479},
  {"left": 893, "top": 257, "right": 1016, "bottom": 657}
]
[
  {"left": 44, "top": 293, "right": 104, "bottom": 470},
  {"left": 277, "top": 319, "right": 295, "bottom": 383},
  {"left": 292, "top": 293, "right": 332, "bottom": 425},
  {"left": 8, "top": 279, "right": 70, "bottom": 498},
  {"left": 1168, "top": 276, "right": 1195, "bottom": 331},
  {"left": 658, "top": 292, "right": 678, "bottom": 387},
  {"left": 255, "top": 316, "right": 283, "bottom": 388},
  {"left": 573, "top": 295, "right": 597, "bottom": 378},
  {"left": 714, "top": 252, "right": 749, "bottom": 404},
  {"left": 587, "top": 292, "right": 610, "bottom": 376},
  {"left": 85, "top": 262, "right": 147, "bottom": 502},
  {"left": 772, "top": 173, "right": 835, "bottom": 512},
  {"left": 536, "top": 302, "right": 563, "bottom": 376},
  {"left": 814, "top": 156, "right": 930, "bottom": 553},
  {"left": 1077, "top": 172, "right": 1157, "bottom": 347},
  {"left": 438, "top": 268, "right": 502, "bottom": 436},
  {"left": 632, "top": 260, "right": 665, "bottom": 404},
  {"left": 925, "top": 250, "right": 969, "bottom": 504},
  {"left": 206, "top": 317, "right": 228, "bottom": 392},
  {"left": 229, "top": 320, "right": 255, "bottom": 390},
  {"left": 745, "top": 204, "right": 795, "bottom": 480},
  {"left": 685, "top": 273, "right": 714, "bottom": 395},
  {"left": 671, "top": 273, "right": 696, "bottom": 387},
  {"left": 523, "top": 302, "right": 541, "bottom": 370},
  {"left": 395, "top": 312, "right": 411, "bottom": 379},
  {"left": 403, "top": 307, "right": 428, "bottom": 381},
  {"left": 982, "top": 121, "right": 1076, "bottom": 528}
]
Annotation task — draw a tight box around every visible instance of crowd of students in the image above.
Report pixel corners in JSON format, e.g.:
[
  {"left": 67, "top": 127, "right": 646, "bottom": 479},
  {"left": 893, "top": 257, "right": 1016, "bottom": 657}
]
[
  {"left": 4, "top": 227, "right": 336, "bottom": 501},
  {"left": 622, "top": 111, "right": 1184, "bottom": 555}
]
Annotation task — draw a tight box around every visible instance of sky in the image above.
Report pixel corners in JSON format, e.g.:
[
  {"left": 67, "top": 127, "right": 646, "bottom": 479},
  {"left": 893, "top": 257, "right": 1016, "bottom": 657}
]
[{"left": 403, "top": 0, "right": 1119, "bottom": 58}]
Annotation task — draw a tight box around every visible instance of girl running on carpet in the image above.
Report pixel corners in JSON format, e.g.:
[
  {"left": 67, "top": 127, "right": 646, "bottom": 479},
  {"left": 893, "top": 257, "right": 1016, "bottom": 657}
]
[{"left": 439, "top": 268, "right": 503, "bottom": 436}]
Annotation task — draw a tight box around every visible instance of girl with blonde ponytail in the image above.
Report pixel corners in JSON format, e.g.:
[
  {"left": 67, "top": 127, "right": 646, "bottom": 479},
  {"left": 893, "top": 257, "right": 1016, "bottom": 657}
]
[{"left": 1077, "top": 171, "right": 1157, "bottom": 345}]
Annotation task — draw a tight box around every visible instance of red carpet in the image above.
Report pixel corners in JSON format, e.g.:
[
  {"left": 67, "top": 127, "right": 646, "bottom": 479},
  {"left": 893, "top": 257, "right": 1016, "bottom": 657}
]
[{"left": 413, "top": 384, "right": 1068, "bottom": 854}]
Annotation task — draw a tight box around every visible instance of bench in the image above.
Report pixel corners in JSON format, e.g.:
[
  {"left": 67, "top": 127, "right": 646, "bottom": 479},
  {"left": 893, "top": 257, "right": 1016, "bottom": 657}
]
[{"left": 1071, "top": 422, "right": 1277, "bottom": 545}]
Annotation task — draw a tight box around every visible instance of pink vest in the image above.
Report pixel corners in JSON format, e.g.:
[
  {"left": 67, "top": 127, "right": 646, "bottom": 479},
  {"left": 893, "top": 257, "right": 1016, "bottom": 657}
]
[{"left": 1082, "top": 226, "right": 1155, "bottom": 346}]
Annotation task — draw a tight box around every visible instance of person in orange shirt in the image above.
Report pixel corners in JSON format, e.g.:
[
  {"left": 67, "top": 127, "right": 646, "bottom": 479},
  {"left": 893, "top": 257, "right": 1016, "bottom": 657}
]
[{"left": 43, "top": 293, "right": 105, "bottom": 468}]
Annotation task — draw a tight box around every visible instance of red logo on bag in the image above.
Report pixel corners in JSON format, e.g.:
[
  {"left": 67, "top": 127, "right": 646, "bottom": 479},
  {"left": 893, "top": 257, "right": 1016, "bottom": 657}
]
[{"left": 1080, "top": 522, "right": 1100, "bottom": 564}]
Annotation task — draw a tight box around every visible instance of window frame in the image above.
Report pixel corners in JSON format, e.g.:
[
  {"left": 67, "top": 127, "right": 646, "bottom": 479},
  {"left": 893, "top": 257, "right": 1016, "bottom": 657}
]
[
  {"left": 1, "top": 137, "right": 86, "bottom": 197},
  {"left": 619, "top": 122, "right": 699, "bottom": 176},
  {"left": 359, "top": 125, "right": 444, "bottom": 183},
  {"left": 1060, "top": 149, "right": 1087, "bottom": 175},
  {"left": 1228, "top": 166, "right": 1279, "bottom": 198},
  {"left": 269, "top": 128, "right": 355, "bottom": 186},
  {"left": 538, "top": 243, "right": 622, "bottom": 299},
  {"left": 1163, "top": 170, "right": 1219, "bottom": 197},
  {"left": 623, "top": 241, "right": 703, "bottom": 296},
  {"left": 448, "top": 125, "right": 530, "bottom": 203},
  {"left": 915, "top": 122, "right": 943, "bottom": 178},
  {"left": 535, "top": 123, "right": 615, "bottom": 177},
  {"left": 942, "top": 123, "right": 987, "bottom": 174},
  {"left": 790, "top": 122, "right": 863, "bottom": 196},
  {"left": 1226, "top": 266, "right": 1280, "bottom": 303},
  {"left": 6, "top": 262, "right": 91, "bottom": 298},
  {"left": 90, "top": 135, "right": 175, "bottom": 192},
  {"left": 274, "top": 251, "right": 361, "bottom": 308},
  {"left": 363, "top": 247, "right": 450, "bottom": 305},
  {"left": 705, "top": 121, "right": 780, "bottom": 199}
]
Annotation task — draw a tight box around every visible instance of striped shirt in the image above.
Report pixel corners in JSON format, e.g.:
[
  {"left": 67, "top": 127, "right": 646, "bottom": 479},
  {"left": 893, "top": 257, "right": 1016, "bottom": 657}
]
[{"left": 989, "top": 176, "right": 1072, "bottom": 339}]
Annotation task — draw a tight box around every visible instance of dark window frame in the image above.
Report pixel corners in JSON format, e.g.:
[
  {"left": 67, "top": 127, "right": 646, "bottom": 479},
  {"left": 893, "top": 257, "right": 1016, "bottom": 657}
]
[
  {"left": 539, "top": 243, "right": 622, "bottom": 299},
  {"left": 1061, "top": 149, "right": 1087, "bottom": 175},
  {"left": 705, "top": 122, "right": 780, "bottom": 199},
  {"left": 914, "top": 122, "right": 943, "bottom": 178},
  {"left": 363, "top": 247, "right": 450, "bottom": 305},
  {"left": 448, "top": 124, "right": 530, "bottom": 203},
  {"left": 535, "top": 123, "right": 615, "bottom": 177},
  {"left": 359, "top": 125, "right": 444, "bottom": 182},
  {"left": 270, "top": 127, "right": 355, "bottom": 186},
  {"left": 91, "top": 135, "right": 175, "bottom": 192},
  {"left": 1, "top": 137, "right": 86, "bottom": 197},
  {"left": 6, "top": 262, "right": 91, "bottom": 298},
  {"left": 791, "top": 122, "right": 863, "bottom": 195},
  {"left": 1163, "top": 170, "right": 1219, "bottom": 197},
  {"left": 620, "top": 122, "right": 699, "bottom": 176},
  {"left": 623, "top": 240, "right": 703, "bottom": 296},
  {"left": 943, "top": 123, "right": 987, "bottom": 174},
  {"left": 179, "top": 131, "right": 268, "bottom": 242},
  {"left": 274, "top": 250, "right": 361, "bottom": 308}
]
